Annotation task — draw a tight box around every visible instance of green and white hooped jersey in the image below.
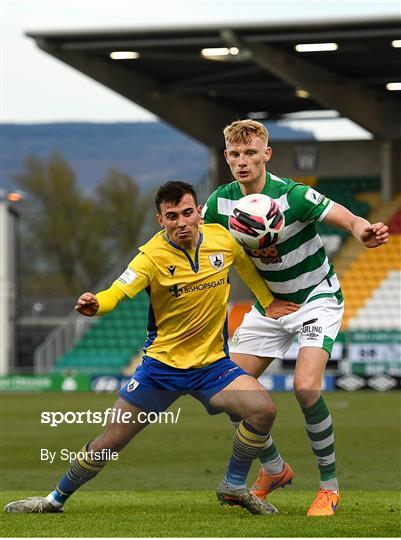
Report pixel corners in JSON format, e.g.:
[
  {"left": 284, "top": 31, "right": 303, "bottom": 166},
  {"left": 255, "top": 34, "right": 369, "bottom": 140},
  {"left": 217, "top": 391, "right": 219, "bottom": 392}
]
[{"left": 202, "top": 172, "right": 343, "bottom": 309}]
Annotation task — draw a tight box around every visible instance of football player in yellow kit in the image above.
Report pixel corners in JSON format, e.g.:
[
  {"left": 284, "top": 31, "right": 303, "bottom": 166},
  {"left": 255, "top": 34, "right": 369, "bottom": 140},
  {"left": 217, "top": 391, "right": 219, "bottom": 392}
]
[{"left": 5, "top": 181, "right": 290, "bottom": 516}]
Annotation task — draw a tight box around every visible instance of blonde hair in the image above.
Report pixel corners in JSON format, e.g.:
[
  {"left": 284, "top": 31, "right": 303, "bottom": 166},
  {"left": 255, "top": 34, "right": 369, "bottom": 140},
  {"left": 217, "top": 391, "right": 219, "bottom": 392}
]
[{"left": 223, "top": 119, "right": 269, "bottom": 146}]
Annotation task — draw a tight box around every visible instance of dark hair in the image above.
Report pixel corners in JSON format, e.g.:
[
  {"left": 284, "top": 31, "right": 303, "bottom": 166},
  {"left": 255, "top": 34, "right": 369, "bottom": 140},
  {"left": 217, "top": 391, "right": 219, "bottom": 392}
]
[{"left": 155, "top": 181, "right": 198, "bottom": 213}]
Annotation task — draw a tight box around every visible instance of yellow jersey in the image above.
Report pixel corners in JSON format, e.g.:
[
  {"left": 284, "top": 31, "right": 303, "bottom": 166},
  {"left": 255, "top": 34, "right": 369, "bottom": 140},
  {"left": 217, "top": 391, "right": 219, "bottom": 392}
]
[{"left": 97, "top": 223, "right": 273, "bottom": 369}]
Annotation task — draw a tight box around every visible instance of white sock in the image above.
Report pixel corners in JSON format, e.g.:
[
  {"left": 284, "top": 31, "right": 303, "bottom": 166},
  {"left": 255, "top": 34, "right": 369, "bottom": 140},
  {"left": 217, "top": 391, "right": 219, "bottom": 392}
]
[
  {"left": 319, "top": 478, "right": 339, "bottom": 492},
  {"left": 46, "top": 493, "right": 64, "bottom": 508}
]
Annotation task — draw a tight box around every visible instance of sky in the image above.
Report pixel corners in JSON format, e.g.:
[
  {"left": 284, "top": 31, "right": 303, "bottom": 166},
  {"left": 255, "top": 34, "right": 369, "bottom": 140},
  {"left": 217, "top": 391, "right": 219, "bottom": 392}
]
[{"left": 1, "top": 0, "right": 400, "bottom": 139}]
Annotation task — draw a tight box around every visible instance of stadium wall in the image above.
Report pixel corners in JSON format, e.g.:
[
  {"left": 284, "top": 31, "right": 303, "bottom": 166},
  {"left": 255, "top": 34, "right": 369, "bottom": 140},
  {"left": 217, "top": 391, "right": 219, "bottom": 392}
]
[{"left": 269, "top": 140, "right": 381, "bottom": 179}]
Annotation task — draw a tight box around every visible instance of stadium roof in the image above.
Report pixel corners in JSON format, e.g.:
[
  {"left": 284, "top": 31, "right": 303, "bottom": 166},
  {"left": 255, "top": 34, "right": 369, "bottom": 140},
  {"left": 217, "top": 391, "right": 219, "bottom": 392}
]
[{"left": 28, "top": 17, "right": 401, "bottom": 146}]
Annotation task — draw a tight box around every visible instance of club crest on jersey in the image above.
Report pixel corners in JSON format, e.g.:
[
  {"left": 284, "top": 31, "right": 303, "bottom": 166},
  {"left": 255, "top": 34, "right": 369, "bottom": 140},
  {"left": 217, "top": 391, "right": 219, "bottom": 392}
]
[{"left": 209, "top": 253, "right": 224, "bottom": 270}]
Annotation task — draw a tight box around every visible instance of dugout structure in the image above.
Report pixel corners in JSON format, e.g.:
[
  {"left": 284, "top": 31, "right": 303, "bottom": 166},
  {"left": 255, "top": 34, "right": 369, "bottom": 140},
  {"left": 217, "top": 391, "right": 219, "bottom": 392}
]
[{"left": 27, "top": 16, "right": 401, "bottom": 197}]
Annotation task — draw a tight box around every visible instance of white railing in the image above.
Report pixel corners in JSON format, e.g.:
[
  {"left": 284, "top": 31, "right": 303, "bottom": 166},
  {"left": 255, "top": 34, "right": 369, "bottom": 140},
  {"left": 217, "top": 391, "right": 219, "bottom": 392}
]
[
  {"left": 32, "top": 252, "right": 135, "bottom": 374},
  {"left": 33, "top": 314, "right": 95, "bottom": 373}
]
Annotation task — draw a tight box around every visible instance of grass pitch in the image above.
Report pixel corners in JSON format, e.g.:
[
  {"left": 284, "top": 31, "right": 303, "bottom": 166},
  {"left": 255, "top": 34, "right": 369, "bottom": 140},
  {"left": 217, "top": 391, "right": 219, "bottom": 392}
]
[{"left": 1, "top": 391, "right": 400, "bottom": 537}]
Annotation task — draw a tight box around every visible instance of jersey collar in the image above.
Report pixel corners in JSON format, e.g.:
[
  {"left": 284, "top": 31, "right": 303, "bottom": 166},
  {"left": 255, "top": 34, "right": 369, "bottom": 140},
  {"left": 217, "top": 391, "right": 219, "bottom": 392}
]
[
  {"left": 235, "top": 171, "right": 270, "bottom": 196},
  {"left": 164, "top": 232, "right": 203, "bottom": 273},
  {"left": 262, "top": 171, "right": 270, "bottom": 193}
]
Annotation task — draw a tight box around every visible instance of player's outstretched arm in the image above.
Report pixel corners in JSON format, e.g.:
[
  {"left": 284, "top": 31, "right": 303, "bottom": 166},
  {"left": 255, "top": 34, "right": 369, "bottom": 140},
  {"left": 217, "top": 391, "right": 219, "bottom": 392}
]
[
  {"left": 75, "top": 285, "right": 127, "bottom": 317},
  {"left": 75, "top": 292, "right": 99, "bottom": 316},
  {"left": 323, "top": 202, "right": 389, "bottom": 248}
]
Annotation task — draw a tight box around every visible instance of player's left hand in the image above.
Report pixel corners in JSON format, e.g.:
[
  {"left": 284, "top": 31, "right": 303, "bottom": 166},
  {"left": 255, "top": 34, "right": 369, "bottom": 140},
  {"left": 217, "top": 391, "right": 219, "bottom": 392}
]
[
  {"left": 265, "top": 298, "right": 300, "bottom": 319},
  {"left": 359, "top": 222, "right": 389, "bottom": 247}
]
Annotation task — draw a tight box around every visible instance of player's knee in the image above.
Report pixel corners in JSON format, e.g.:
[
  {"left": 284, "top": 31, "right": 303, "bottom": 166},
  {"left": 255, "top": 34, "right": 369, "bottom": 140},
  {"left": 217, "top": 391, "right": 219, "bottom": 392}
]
[
  {"left": 245, "top": 395, "right": 276, "bottom": 432},
  {"left": 293, "top": 382, "right": 320, "bottom": 408}
]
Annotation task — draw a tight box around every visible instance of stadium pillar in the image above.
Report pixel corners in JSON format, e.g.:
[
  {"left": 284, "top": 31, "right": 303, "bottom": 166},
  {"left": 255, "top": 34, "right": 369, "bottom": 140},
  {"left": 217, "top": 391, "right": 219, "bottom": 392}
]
[
  {"left": 0, "top": 197, "right": 19, "bottom": 374},
  {"left": 380, "top": 140, "right": 401, "bottom": 202},
  {"left": 208, "top": 147, "right": 230, "bottom": 190}
]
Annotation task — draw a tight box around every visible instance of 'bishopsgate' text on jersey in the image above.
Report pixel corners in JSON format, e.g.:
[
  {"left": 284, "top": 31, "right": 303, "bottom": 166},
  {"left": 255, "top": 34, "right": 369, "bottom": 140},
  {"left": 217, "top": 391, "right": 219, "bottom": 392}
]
[{"left": 169, "top": 277, "right": 226, "bottom": 298}]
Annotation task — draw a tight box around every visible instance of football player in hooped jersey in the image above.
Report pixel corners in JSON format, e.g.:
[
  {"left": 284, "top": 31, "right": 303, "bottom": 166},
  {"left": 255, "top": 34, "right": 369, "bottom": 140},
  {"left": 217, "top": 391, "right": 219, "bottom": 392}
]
[
  {"left": 6, "top": 181, "right": 287, "bottom": 516},
  {"left": 202, "top": 119, "right": 389, "bottom": 516}
]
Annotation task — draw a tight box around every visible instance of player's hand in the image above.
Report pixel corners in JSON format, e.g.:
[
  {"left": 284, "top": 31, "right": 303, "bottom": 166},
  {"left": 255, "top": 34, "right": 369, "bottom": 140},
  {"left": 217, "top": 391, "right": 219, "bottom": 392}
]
[
  {"left": 359, "top": 222, "right": 389, "bottom": 248},
  {"left": 265, "top": 298, "right": 300, "bottom": 319},
  {"left": 74, "top": 292, "right": 99, "bottom": 316}
]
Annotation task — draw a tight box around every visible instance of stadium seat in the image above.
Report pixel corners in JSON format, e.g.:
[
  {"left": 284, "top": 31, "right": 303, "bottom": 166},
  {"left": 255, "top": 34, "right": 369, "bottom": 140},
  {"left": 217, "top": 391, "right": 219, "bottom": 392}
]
[
  {"left": 53, "top": 291, "right": 149, "bottom": 373},
  {"left": 315, "top": 176, "right": 378, "bottom": 244},
  {"left": 388, "top": 207, "right": 401, "bottom": 234},
  {"left": 344, "top": 233, "right": 401, "bottom": 331}
]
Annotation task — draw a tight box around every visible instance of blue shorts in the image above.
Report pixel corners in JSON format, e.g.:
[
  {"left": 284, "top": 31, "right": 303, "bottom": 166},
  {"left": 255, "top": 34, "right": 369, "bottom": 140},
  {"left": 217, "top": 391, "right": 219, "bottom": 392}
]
[{"left": 119, "top": 355, "right": 247, "bottom": 414}]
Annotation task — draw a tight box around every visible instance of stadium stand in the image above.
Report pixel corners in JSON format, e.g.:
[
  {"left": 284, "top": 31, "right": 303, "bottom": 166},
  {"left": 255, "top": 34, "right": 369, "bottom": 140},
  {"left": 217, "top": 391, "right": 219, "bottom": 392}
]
[
  {"left": 53, "top": 291, "right": 149, "bottom": 373},
  {"left": 342, "top": 203, "right": 401, "bottom": 330},
  {"left": 316, "top": 176, "right": 377, "bottom": 238},
  {"left": 314, "top": 176, "right": 378, "bottom": 258},
  {"left": 348, "top": 270, "right": 401, "bottom": 330},
  {"left": 387, "top": 205, "right": 401, "bottom": 234}
]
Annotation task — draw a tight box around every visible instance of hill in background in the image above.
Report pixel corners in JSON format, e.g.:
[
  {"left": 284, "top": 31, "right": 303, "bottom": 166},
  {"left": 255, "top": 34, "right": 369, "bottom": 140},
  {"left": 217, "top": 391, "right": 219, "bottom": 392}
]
[{"left": 2, "top": 121, "right": 313, "bottom": 193}]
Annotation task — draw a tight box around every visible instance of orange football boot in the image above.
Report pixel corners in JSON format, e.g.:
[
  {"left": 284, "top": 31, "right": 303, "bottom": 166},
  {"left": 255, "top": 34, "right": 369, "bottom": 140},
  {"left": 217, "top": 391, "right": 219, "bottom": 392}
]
[
  {"left": 250, "top": 462, "right": 293, "bottom": 500},
  {"left": 307, "top": 489, "right": 340, "bottom": 516}
]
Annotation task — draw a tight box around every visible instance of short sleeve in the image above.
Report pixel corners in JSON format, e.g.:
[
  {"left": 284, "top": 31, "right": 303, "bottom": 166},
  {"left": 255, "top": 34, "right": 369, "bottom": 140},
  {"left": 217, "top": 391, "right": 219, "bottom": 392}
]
[{"left": 287, "top": 185, "right": 334, "bottom": 222}]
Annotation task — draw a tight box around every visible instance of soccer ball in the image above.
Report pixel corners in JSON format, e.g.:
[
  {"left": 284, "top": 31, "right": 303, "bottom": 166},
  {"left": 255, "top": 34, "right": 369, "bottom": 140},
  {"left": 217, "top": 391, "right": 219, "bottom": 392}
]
[{"left": 228, "top": 194, "right": 285, "bottom": 252}]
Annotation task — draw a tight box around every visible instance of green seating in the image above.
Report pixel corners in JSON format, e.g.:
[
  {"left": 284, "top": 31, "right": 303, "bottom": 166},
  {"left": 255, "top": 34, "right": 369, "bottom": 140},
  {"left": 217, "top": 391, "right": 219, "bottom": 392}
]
[
  {"left": 315, "top": 176, "right": 378, "bottom": 237},
  {"left": 53, "top": 291, "right": 149, "bottom": 373}
]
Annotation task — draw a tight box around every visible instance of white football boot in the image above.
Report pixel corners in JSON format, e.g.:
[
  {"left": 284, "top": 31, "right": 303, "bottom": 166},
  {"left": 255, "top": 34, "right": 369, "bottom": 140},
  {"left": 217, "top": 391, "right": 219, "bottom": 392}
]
[{"left": 4, "top": 496, "right": 63, "bottom": 513}]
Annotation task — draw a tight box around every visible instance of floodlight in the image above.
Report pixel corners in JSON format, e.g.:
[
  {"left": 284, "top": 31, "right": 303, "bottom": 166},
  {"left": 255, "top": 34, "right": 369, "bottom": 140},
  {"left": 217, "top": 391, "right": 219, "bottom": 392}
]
[{"left": 295, "top": 43, "right": 338, "bottom": 53}]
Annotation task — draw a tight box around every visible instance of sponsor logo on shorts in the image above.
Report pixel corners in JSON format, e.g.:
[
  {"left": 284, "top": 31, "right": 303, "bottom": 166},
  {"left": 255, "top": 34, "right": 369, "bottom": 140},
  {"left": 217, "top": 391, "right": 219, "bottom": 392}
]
[
  {"left": 127, "top": 378, "right": 139, "bottom": 392},
  {"left": 300, "top": 318, "right": 322, "bottom": 340},
  {"left": 218, "top": 366, "right": 239, "bottom": 380},
  {"left": 209, "top": 253, "right": 224, "bottom": 270},
  {"left": 169, "top": 277, "right": 226, "bottom": 298}
]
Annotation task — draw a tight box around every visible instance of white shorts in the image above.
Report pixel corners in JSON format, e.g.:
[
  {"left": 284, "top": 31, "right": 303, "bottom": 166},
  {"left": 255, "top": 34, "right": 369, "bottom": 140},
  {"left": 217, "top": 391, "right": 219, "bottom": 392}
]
[{"left": 230, "top": 296, "right": 344, "bottom": 359}]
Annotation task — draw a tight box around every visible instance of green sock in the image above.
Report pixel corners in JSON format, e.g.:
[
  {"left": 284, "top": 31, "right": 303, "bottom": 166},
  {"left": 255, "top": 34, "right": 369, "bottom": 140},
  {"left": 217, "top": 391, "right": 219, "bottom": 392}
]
[
  {"left": 302, "top": 395, "right": 339, "bottom": 491},
  {"left": 259, "top": 435, "right": 285, "bottom": 474}
]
